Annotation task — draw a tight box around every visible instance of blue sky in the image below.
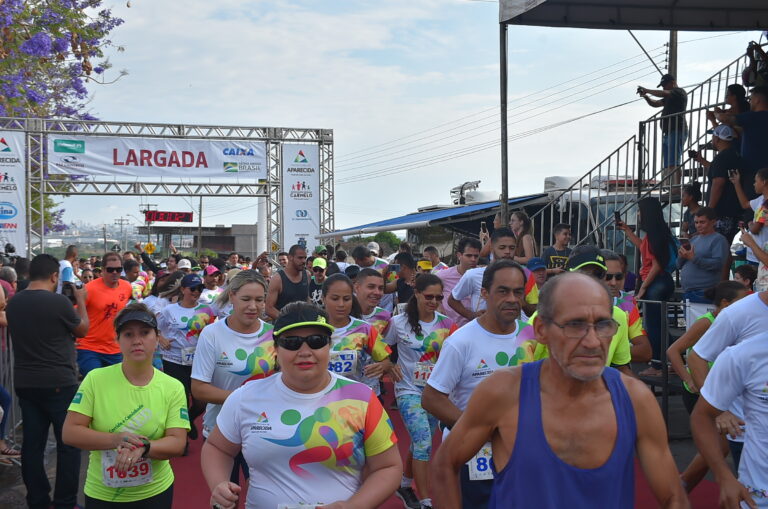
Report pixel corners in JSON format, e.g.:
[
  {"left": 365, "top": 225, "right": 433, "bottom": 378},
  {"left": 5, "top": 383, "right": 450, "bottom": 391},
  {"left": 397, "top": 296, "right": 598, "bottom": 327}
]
[{"left": 59, "top": 0, "right": 762, "bottom": 237}]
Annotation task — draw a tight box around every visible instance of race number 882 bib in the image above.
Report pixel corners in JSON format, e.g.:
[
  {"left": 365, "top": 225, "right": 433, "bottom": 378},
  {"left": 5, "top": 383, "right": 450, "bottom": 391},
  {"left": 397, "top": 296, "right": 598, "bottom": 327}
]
[
  {"left": 101, "top": 450, "right": 153, "bottom": 488},
  {"left": 328, "top": 350, "right": 359, "bottom": 376}
]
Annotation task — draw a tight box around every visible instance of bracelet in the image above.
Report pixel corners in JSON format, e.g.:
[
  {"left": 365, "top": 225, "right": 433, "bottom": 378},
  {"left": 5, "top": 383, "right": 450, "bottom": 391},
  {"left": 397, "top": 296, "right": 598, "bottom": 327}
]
[{"left": 139, "top": 437, "right": 151, "bottom": 458}]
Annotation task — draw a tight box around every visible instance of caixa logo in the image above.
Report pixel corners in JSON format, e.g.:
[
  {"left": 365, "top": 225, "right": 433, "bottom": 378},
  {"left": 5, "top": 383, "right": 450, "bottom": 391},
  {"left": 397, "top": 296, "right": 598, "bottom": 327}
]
[
  {"left": 0, "top": 202, "right": 17, "bottom": 220},
  {"left": 295, "top": 210, "right": 308, "bottom": 218}
]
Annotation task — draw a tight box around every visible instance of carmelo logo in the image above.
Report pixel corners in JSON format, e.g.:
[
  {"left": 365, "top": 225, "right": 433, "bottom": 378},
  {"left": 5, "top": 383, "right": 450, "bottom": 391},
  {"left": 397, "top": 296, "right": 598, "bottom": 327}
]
[
  {"left": 0, "top": 202, "right": 18, "bottom": 220},
  {"left": 54, "top": 139, "right": 85, "bottom": 153},
  {"left": 293, "top": 150, "right": 308, "bottom": 164},
  {"left": 0, "top": 138, "right": 11, "bottom": 152},
  {"left": 223, "top": 162, "right": 238, "bottom": 172}
]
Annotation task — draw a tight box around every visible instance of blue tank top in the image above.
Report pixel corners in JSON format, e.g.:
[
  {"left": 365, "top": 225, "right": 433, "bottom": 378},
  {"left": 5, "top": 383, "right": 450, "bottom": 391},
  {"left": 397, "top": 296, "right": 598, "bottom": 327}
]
[{"left": 489, "top": 360, "right": 636, "bottom": 508}]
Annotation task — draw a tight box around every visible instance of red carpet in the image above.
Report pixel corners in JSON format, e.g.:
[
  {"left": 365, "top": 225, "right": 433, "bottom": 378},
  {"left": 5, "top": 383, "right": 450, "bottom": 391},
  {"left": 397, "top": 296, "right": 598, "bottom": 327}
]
[{"left": 171, "top": 381, "right": 720, "bottom": 508}]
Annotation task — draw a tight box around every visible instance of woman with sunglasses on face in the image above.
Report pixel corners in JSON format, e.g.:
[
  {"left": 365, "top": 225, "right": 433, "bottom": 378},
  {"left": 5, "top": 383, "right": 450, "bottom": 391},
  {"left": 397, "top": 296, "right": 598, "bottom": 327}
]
[
  {"left": 322, "top": 273, "right": 397, "bottom": 395},
  {"left": 202, "top": 302, "right": 402, "bottom": 509},
  {"left": 157, "top": 273, "right": 216, "bottom": 442},
  {"left": 63, "top": 303, "right": 190, "bottom": 508},
  {"left": 383, "top": 273, "right": 457, "bottom": 509},
  {"left": 191, "top": 271, "right": 276, "bottom": 482}
]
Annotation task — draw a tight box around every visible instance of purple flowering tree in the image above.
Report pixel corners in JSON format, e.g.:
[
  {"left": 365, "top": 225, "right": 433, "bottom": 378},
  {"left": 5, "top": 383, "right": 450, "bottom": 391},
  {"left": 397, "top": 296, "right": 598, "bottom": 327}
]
[{"left": 0, "top": 0, "right": 124, "bottom": 233}]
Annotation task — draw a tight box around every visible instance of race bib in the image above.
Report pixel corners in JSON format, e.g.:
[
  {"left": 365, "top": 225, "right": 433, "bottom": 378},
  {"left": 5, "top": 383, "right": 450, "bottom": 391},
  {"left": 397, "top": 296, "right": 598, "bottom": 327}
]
[
  {"left": 413, "top": 361, "right": 434, "bottom": 388},
  {"left": 180, "top": 346, "right": 196, "bottom": 366},
  {"left": 101, "top": 450, "right": 152, "bottom": 488},
  {"left": 328, "top": 351, "right": 359, "bottom": 376},
  {"left": 467, "top": 442, "right": 494, "bottom": 481}
]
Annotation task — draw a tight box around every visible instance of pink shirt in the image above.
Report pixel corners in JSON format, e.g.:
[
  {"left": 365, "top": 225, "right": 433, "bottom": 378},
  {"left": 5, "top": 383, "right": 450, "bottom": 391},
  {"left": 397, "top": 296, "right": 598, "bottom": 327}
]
[{"left": 437, "top": 266, "right": 471, "bottom": 327}]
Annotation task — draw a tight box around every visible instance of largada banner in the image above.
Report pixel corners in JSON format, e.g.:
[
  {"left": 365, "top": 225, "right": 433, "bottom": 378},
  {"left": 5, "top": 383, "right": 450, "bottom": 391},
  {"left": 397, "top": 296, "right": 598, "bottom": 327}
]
[
  {"left": 0, "top": 132, "right": 27, "bottom": 256},
  {"left": 47, "top": 135, "right": 267, "bottom": 181},
  {"left": 281, "top": 144, "right": 320, "bottom": 252}
]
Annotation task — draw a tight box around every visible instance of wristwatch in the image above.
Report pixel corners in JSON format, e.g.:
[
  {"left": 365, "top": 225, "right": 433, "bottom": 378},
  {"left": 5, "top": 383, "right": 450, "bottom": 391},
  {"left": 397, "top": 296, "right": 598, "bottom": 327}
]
[{"left": 139, "top": 437, "right": 151, "bottom": 458}]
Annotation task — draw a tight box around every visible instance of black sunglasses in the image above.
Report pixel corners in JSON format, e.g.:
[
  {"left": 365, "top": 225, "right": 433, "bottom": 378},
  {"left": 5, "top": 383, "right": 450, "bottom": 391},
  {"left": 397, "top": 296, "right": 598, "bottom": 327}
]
[
  {"left": 422, "top": 294, "right": 444, "bottom": 301},
  {"left": 605, "top": 272, "right": 625, "bottom": 281},
  {"left": 312, "top": 267, "right": 325, "bottom": 273},
  {"left": 276, "top": 334, "right": 331, "bottom": 351},
  {"left": 105, "top": 266, "right": 123, "bottom": 273}
]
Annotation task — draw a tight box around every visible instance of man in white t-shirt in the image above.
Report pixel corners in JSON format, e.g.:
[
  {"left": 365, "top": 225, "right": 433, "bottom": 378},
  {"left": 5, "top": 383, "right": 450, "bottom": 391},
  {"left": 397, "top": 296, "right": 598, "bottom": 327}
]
[
  {"left": 57, "top": 244, "right": 79, "bottom": 294},
  {"left": 423, "top": 259, "right": 536, "bottom": 509},
  {"left": 437, "top": 238, "right": 481, "bottom": 328},
  {"left": 692, "top": 334, "right": 768, "bottom": 509},
  {"left": 688, "top": 290, "right": 768, "bottom": 470},
  {"left": 199, "top": 265, "right": 224, "bottom": 306}
]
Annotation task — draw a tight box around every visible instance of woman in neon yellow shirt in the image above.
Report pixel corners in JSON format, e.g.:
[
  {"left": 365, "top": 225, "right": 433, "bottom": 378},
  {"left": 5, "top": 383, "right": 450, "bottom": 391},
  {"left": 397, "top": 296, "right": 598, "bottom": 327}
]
[{"left": 63, "top": 303, "right": 190, "bottom": 508}]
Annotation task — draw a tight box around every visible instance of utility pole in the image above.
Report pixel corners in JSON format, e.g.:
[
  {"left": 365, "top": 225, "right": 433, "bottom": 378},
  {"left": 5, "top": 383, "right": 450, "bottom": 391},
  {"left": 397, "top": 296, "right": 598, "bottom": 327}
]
[
  {"left": 114, "top": 217, "right": 130, "bottom": 253},
  {"left": 668, "top": 30, "right": 678, "bottom": 77},
  {"left": 197, "top": 196, "right": 203, "bottom": 257}
]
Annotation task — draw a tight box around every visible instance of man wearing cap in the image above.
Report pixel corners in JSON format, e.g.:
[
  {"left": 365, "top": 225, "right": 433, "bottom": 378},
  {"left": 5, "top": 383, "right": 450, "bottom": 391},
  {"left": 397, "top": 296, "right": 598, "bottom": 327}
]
[
  {"left": 532, "top": 245, "right": 634, "bottom": 376},
  {"left": 177, "top": 258, "right": 193, "bottom": 274},
  {"left": 527, "top": 257, "right": 548, "bottom": 289},
  {"left": 704, "top": 124, "right": 754, "bottom": 244},
  {"left": 76, "top": 252, "right": 133, "bottom": 376},
  {"left": 200, "top": 264, "right": 224, "bottom": 306},
  {"left": 309, "top": 257, "right": 327, "bottom": 306},
  {"left": 266, "top": 244, "right": 309, "bottom": 320},
  {"left": 639, "top": 74, "right": 688, "bottom": 183}
]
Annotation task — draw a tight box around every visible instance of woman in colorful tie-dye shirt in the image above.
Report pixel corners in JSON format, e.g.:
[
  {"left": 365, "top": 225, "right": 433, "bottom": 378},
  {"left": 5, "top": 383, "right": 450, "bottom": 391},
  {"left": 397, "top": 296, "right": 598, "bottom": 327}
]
[
  {"left": 321, "top": 274, "right": 397, "bottom": 395},
  {"left": 384, "top": 273, "right": 458, "bottom": 509}
]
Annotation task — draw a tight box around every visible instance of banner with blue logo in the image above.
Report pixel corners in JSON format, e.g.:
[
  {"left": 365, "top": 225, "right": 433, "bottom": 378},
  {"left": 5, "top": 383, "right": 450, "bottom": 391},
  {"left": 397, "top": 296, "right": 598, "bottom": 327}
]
[
  {"left": 281, "top": 144, "right": 320, "bottom": 252},
  {"left": 0, "top": 132, "right": 27, "bottom": 256}
]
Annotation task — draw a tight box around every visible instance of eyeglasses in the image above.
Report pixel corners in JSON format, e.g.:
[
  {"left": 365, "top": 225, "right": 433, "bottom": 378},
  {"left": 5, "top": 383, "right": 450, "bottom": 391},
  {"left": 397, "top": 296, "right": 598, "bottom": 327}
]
[
  {"left": 547, "top": 319, "right": 618, "bottom": 339},
  {"left": 421, "top": 294, "right": 444, "bottom": 301},
  {"left": 604, "top": 272, "right": 625, "bottom": 281},
  {"left": 276, "top": 334, "right": 331, "bottom": 351},
  {"left": 105, "top": 266, "right": 123, "bottom": 273}
]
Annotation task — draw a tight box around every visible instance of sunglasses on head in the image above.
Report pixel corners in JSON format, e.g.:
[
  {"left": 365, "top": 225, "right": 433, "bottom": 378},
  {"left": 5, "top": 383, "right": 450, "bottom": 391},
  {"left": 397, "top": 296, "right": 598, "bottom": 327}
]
[
  {"left": 276, "top": 334, "right": 331, "bottom": 351},
  {"left": 605, "top": 272, "right": 625, "bottom": 281},
  {"left": 105, "top": 266, "right": 122, "bottom": 273},
  {"left": 422, "top": 294, "right": 444, "bottom": 301}
]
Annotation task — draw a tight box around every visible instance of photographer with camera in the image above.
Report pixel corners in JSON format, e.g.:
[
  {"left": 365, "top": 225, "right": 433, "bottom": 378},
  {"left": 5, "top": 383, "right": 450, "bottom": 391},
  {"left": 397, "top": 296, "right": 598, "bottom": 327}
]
[{"left": 7, "top": 253, "right": 89, "bottom": 509}]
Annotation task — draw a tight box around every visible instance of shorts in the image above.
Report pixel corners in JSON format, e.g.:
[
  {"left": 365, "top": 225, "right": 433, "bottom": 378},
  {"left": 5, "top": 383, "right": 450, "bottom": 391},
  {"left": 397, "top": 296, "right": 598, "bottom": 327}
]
[
  {"left": 396, "top": 393, "right": 437, "bottom": 462},
  {"left": 716, "top": 217, "right": 740, "bottom": 244},
  {"left": 662, "top": 129, "right": 687, "bottom": 169}
]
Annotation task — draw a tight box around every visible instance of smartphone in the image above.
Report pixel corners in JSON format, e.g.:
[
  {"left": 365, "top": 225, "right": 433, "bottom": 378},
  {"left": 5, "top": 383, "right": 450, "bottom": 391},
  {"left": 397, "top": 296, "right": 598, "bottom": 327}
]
[
  {"left": 680, "top": 238, "right": 691, "bottom": 250},
  {"left": 728, "top": 169, "right": 738, "bottom": 178},
  {"left": 389, "top": 263, "right": 401, "bottom": 274},
  {"left": 614, "top": 211, "right": 622, "bottom": 224},
  {"left": 739, "top": 221, "right": 746, "bottom": 230},
  {"left": 480, "top": 221, "right": 487, "bottom": 233},
  {"left": 688, "top": 149, "right": 698, "bottom": 159}
]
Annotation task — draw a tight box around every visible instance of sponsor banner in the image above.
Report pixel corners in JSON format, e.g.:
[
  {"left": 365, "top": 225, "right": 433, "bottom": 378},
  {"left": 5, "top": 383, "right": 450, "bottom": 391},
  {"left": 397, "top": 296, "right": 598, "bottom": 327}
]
[
  {"left": 47, "top": 135, "right": 267, "bottom": 181},
  {"left": 0, "top": 132, "right": 27, "bottom": 256},
  {"left": 281, "top": 144, "right": 320, "bottom": 252}
]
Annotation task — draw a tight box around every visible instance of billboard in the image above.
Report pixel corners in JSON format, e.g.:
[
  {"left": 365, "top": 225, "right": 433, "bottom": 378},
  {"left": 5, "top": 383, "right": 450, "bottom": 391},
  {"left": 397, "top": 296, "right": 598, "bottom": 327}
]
[
  {"left": 0, "top": 132, "right": 27, "bottom": 256},
  {"left": 47, "top": 135, "right": 267, "bottom": 181},
  {"left": 281, "top": 144, "right": 320, "bottom": 252}
]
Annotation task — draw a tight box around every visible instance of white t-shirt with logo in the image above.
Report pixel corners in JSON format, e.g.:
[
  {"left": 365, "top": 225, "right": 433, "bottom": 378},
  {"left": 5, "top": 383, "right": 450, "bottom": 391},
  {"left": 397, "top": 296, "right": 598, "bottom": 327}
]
[
  {"left": 451, "top": 267, "right": 486, "bottom": 313},
  {"left": 427, "top": 318, "right": 536, "bottom": 412},
  {"left": 383, "top": 312, "right": 456, "bottom": 398},
  {"left": 157, "top": 302, "right": 216, "bottom": 365},
  {"left": 216, "top": 372, "right": 397, "bottom": 509},
  {"left": 199, "top": 287, "right": 224, "bottom": 307},
  {"left": 700, "top": 335, "right": 768, "bottom": 503},
  {"left": 191, "top": 318, "right": 276, "bottom": 437}
]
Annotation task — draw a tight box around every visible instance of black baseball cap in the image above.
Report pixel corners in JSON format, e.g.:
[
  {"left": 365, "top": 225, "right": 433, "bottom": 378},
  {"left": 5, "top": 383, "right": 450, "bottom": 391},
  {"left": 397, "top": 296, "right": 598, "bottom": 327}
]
[
  {"left": 115, "top": 309, "right": 157, "bottom": 334},
  {"left": 565, "top": 246, "right": 607, "bottom": 273},
  {"left": 658, "top": 73, "right": 675, "bottom": 87},
  {"left": 273, "top": 304, "right": 335, "bottom": 337}
]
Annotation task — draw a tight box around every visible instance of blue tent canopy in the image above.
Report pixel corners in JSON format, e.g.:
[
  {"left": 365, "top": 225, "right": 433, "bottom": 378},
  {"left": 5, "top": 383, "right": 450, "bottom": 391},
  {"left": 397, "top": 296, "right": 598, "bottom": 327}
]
[{"left": 317, "top": 193, "right": 547, "bottom": 239}]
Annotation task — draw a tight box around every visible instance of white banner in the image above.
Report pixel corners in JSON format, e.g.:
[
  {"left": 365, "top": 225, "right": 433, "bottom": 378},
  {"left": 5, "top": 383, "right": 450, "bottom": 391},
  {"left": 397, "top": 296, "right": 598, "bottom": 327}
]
[
  {"left": 0, "top": 132, "right": 27, "bottom": 256},
  {"left": 47, "top": 135, "right": 267, "bottom": 181},
  {"left": 281, "top": 144, "right": 320, "bottom": 252}
]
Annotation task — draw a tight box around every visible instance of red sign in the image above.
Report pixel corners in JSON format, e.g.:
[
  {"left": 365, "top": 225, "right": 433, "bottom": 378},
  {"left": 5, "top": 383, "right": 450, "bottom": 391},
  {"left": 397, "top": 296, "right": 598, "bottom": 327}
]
[{"left": 144, "top": 211, "right": 194, "bottom": 223}]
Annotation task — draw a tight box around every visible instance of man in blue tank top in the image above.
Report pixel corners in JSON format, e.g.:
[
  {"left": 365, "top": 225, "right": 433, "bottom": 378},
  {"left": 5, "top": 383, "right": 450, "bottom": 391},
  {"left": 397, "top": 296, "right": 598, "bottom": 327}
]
[{"left": 431, "top": 272, "right": 689, "bottom": 508}]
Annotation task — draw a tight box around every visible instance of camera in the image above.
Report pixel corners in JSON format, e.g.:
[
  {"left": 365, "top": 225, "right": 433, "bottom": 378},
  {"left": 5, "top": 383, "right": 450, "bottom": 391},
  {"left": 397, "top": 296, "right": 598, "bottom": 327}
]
[{"left": 62, "top": 280, "right": 83, "bottom": 304}]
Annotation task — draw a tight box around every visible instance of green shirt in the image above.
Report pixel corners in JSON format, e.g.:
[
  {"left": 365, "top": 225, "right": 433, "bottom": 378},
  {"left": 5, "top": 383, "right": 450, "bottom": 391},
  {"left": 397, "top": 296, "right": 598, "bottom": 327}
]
[
  {"left": 69, "top": 364, "right": 191, "bottom": 502},
  {"left": 684, "top": 312, "right": 716, "bottom": 393}
]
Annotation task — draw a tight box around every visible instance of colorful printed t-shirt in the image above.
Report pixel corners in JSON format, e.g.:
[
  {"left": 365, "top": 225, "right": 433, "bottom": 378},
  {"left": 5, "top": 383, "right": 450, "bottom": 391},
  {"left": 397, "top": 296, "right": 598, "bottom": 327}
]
[
  {"left": 431, "top": 262, "right": 449, "bottom": 274},
  {"left": 68, "top": 364, "right": 191, "bottom": 502},
  {"left": 192, "top": 318, "right": 276, "bottom": 437},
  {"left": 157, "top": 302, "right": 216, "bottom": 365},
  {"left": 199, "top": 286, "right": 224, "bottom": 307},
  {"left": 615, "top": 291, "right": 646, "bottom": 340},
  {"left": 216, "top": 372, "right": 397, "bottom": 509},
  {"left": 427, "top": 318, "right": 536, "bottom": 412},
  {"left": 531, "top": 306, "right": 631, "bottom": 367},
  {"left": 78, "top": 279, "right": 133, "bottom": 355},
  {"left": 329, "top": 317, "right": 391, "bottom": 394},
  {"left": 383, "top": 312, "right": 457, "bottom": 397},
  {"left": 361, "top": 306, "right": 392, "bottom": 337}
]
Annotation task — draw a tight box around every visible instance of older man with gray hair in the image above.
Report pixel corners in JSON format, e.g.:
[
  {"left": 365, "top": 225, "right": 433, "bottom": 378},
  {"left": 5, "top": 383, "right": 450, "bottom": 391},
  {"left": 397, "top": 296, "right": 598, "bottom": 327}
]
[{"left": 431, "top": 272, "right": 688, "bottom": 509}]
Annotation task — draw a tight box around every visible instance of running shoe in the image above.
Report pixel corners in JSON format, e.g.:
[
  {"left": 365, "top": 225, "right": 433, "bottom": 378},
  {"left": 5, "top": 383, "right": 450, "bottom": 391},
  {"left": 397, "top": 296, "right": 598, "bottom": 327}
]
[{"left": 395, "top": 486, "right": 421, "bottom": 509}]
